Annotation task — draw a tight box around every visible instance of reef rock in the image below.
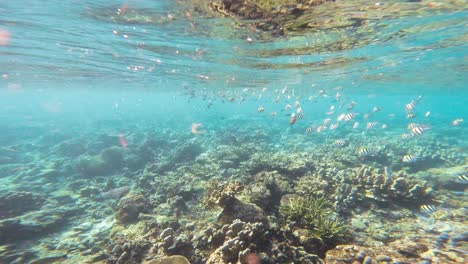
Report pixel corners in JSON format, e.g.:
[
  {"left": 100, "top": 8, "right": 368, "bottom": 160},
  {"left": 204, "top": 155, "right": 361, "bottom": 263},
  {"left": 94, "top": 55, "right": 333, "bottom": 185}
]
[
  {"left": 76, "top": 146, "right": 125, "bottom": 176},
  {"left": 115, "top": 193, "right": 150, "bottom": 223},
  {"left": 144, "top": 255, "right": 190, "bottom": 264},
  {"left": 0, "top": 191, "right": 46, "bottom": 219},
  {"left": 171, "top": 140, "right": 203, "bottom": 164},
  {"left": 218, "top": 197, "right": 268, "bottom": 224},
  {"left": 0, "top": 206, "right": 83, "bottom": 242}
]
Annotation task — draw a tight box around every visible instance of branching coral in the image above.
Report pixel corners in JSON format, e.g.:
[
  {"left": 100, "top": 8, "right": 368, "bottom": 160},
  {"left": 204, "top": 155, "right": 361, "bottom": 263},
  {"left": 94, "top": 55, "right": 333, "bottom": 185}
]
[{"left": 201, "top": 180, "right": 244, "bottom": 209}]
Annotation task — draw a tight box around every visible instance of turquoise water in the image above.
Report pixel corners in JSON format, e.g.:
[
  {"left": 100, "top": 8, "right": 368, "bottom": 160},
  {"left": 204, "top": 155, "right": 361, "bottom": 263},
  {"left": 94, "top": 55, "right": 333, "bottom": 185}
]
[{"left": 0, "top": 1, "right": 467, "bottom": 264}]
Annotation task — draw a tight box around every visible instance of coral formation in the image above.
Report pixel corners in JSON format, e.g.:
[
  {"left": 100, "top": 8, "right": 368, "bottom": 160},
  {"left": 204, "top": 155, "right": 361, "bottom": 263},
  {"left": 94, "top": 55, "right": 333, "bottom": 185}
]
[
  {"left": 115, "top": 193, "right": 150, "bottom": 223},
  {"left": 0, "top": 192, "right": 46, "bottom": 219},
  {"left": 279, "top": 195, "right": 349, "bottom": 247}
]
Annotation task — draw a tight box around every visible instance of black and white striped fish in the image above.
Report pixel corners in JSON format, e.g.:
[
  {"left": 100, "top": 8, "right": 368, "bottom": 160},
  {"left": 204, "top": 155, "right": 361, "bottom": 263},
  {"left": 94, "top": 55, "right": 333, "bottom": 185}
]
[
  {"left": 406, "top": 112, "right": 416, "bottom": 119},
  {"left": 402, "top": 154, "right": 419, "bottom": 163},
  {"left": 456, "top": 173, "right": 468, "bottom": 184},
  {"left": 357, "top": 147, "right": 375, "bottom": 157},
  {"left": 410, "top": 125, "right": 431, "bottom": 136},
  {"left": 333, "top": 139, "right": 347, "bottom": 148},
  {"left": 306, "top": 127, "right": 315, "bottom": 133},
  {"left": 344, "top": 112, "right": 358, "bottom": 121},
  {"left": 296, "top": 112, "right": 304, "bottom": 120},
  {"left": 420, "top": 204, "right": 437, "bottom": 214},
  {"left": 407, "top": 123, "right": 419, "bottom": 130},
  {"left": 366, "top": 122, "right": 378, "bottom": 129},
  {"left": 401, "top": 133, "right": 411, "bottom": 139},
  {"left": 406, "top": 100, "right": 417, "bottom": 112}
]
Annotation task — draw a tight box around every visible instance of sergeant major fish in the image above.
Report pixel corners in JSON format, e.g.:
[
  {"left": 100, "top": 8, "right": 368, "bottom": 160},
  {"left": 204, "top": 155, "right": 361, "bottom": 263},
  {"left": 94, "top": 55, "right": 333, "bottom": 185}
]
[{"left": 401, "top": 154, "right": 419, "bottom": 163}]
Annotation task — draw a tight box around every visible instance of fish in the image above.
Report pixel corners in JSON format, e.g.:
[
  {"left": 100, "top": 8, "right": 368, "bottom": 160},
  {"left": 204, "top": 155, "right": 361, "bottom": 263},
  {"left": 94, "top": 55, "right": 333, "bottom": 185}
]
[
  {"left": 297, "top": 107, "right": 303, "bottom": 114},
  {"left": 401, "top": 133, "right": 411, "bottom": 139},
  {"left": 410, "top": 125, "right": 431, "bottom": 136},
  {"left": 101, "top": 186, "right": 130, "bottom": 200},
  {"left": 373, "top": 106, "right": 382, "bottom": 112},
  {"left": 316, "top": 125, "right": 326, "bottom": 133},
  {"left": 294, "top": 100, "right": 300, "bottom": 107},
  {"left": 406, "top": 112, "right": 416, "bottom": 119},
  {"left": 347, "top": 101, "right": 356, "bottom": 110},
  {"left": 451, "top": 118, "right": 463, "bottom": 126},
  {"left": 406, "top": 100, "right": 417, "bottom": 112},
  {"left": 191, "top": 123, "right": 206, "bottom": 134},
  {"left": 329, "top": 123, "right": 339, "bottom": 130},
  {"left": 306, "top": 127, "right": 314, "bottom": 133},
  {"left": 425, "top": 111, "right": 431, "bottom": 117},
  {"left": 415, "top": 94, "right": 424, "bottom": 102},
  {"left": 454, "top": 147, "right": 462, "bottom": 153},
  {"left": 352, "top": 122, "right": 359, "bottom": 129},
  {"left": 335, "top": 92, "right": 342, "bottom": 101},
  {"left": 296, "top": 112, "right": 304, "bottom": 120},
  {"left": 337, "top": 113, "right": 346, "bottom": 121},
  {"left": 407, "top": 123, "right": 419, "bottom": 130},
  {"left": 333, "top": 139, "right": 347, "bottom": 147},
  {"left": 366, "top": 122, "right": 378, "bottom": 129},
  {"left": 118, "top": 133, "right": 128, "bottom": 148},
  {"left": 257, "top": 106, "right": 264, "bottom": 113},
  {"left": 344, "top": 112, "right": 358, "bottom": 121},
  {"left": 289, "top": 113, "right": 297, "bottom": 125},
  {"left": 401, "top": 154, "right": 419, "bottom": 163},
  {"left": 381, "top": 124, "right": 388, "bottom": 129},
  {"left": 456, "top": 174, "right": 468, "bottom": 184},
  {"left": 420, "top": 204, "right": 437, "bottom": 214},
  {"left": 357, "top": 147, "right": 375, "bottom": 157}
]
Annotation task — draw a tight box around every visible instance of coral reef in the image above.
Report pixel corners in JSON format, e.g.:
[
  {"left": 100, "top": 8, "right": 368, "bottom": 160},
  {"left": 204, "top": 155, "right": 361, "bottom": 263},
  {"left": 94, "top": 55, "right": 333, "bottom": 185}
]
[
  {"left": 279, "top": 195, "right": 350, "bottom": 247},
  {"left": 170, "top": 140, "right": 204, "bottom": 164},
  {"left": 294, "top": 164, "right": 434, "bottom": 213},
  {"left": 246, "top": 151, "right": 312, "bottom": 177},
  {"left": 115, "top": 193, "right": 151, "bottom": 223},
  {"left": 1, "top": 122, "right": 466, "bottom": 264},
  {"left": 196, "top": 220, "right": 269, "bottom": 263},
  {"left": 144, "top": 255, "right": 190, "bottom": 264},
  {"left": 245, "top": 170, "right": 292, "bottom": 213},
  {"left": 0, "top": 191, "right": 46, "bottom": 219}
]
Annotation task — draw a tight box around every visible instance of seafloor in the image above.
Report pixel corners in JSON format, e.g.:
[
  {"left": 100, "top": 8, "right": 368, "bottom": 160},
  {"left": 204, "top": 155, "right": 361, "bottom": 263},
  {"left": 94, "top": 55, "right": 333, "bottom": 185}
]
[{"left": 0, "top": 117, "right": 466, "bottom": 264}]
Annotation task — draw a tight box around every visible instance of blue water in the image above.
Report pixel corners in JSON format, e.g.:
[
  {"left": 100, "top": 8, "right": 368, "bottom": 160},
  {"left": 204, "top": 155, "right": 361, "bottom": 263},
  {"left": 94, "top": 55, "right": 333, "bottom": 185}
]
[{"left": 0, "top": 1, "right": 467, "bottom": 264}]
